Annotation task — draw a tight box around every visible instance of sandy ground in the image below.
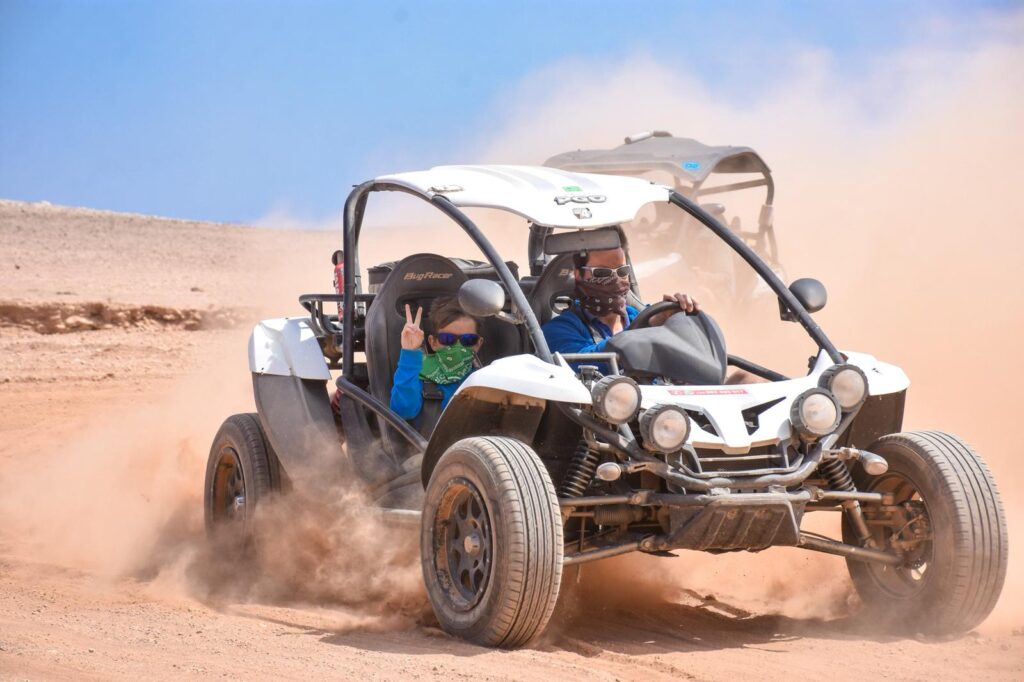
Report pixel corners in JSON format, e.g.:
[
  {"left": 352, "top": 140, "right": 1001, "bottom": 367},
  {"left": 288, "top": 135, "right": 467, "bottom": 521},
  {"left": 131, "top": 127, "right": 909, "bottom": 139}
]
[{"left": 1, "top": 199, "right": 1022, "bottom": 681}]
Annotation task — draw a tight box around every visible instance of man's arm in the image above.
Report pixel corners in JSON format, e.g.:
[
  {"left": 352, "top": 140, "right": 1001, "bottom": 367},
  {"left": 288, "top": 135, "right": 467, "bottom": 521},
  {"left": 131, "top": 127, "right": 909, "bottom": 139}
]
[
  {"left": 390, "top": 348, "right": 425, "bottom": 419},
  {"left": 542, "top": 313, "right": 609, "bottom": 355}
]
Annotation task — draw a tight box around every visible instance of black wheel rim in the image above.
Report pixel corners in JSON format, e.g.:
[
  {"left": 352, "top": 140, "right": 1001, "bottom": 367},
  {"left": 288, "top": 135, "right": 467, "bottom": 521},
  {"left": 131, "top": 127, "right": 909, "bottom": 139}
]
[
  {"left": 861, "top": 471, "right": 934, "bottom": 598},
  {"left": 432, "top": 477, "right": 493, "bottom": 610},
  {"left": 211, "top": 447, "right": 246, "bottom": 524}
]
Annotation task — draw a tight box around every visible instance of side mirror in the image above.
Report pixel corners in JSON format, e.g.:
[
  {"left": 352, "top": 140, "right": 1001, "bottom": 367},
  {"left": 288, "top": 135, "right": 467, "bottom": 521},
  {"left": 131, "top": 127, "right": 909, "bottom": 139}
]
[
  {"left": 458, "top": 279, "right": 505, "bottom": 318},
  {"left": 780, "top": 278, "right": 827, "bottom": 321}
]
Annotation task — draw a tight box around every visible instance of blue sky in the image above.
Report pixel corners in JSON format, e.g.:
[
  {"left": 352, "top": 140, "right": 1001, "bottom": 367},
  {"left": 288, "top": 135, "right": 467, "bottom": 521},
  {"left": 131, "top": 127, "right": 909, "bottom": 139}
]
[{"left": 0, "top": 0, "right": 1015, "bottom": 223}]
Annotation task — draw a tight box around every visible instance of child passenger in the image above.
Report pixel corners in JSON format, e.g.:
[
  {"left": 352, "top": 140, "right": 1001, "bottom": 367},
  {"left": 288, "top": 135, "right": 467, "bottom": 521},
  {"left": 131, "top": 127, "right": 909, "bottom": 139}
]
[{"left": 390, "top": 296, "right": 482, "bottom": 421}]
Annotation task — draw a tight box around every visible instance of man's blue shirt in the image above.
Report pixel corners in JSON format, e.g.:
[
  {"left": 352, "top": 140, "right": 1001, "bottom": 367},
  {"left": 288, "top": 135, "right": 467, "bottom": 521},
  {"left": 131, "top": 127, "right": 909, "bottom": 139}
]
[{"left": 542, "top": 303, "right": 641, "bottom": 364}]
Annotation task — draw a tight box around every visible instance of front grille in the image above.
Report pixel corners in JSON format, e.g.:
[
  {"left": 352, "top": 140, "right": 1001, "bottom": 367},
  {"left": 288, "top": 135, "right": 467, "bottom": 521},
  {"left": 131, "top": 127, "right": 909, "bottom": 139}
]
[{"left": 685, "top": 442, "right": 800, "bottom": 477}]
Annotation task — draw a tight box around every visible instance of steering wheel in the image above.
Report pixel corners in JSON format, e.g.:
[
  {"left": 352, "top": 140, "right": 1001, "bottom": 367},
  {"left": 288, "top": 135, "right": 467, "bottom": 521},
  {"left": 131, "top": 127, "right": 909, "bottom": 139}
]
[{"left": 627, "top": 299, "right": 699, "bottom": 330}]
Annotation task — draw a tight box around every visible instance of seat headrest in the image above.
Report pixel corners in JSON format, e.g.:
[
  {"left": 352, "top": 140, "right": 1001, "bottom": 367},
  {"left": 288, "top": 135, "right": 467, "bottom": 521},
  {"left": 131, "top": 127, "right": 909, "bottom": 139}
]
[{"left": 526, "top": 253, "right": 577, "bottom": 326}]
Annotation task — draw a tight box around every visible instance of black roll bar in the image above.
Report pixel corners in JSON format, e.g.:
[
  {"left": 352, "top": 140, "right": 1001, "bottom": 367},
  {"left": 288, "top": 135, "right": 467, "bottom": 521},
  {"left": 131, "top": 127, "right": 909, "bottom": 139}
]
[
  {"left": 669, "top": 191, "right": 842, "bottom": 364},
  {"left": 341, "top": 181, "right": 374, "bottom": 373},
  {"left": 340, "top": 180, "right": 839, "bottom": 374},
  {"left": 727, "top": 354, "right": 789, "bottom": 382},
  {"left": 335, "top": 376, "right": 428, "bottom": 451},
  {"left": 430, "top": 194, "right": 552, "bottom": 362},
  {"left": 340, "top": 181, "right": 554, "bottom": 377}
]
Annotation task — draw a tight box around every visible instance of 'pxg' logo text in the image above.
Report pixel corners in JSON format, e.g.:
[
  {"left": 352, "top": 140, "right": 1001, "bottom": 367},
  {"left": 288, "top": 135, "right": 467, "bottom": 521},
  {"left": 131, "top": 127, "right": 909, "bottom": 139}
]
[{"left": 554, "top": 194, "right": 606, "bottom": 206}]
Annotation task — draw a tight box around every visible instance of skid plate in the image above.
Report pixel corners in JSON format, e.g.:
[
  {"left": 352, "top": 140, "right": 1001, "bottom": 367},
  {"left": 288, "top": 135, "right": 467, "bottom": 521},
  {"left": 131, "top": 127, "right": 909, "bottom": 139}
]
[{"left": 666, "top": 494, "right": 802, "bottom": 550}]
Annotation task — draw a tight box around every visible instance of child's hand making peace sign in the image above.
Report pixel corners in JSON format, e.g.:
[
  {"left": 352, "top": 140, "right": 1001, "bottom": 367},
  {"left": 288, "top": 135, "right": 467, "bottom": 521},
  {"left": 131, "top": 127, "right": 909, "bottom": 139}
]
[{"left": 401, "top": 304, "right": 425, "bottom": 351}]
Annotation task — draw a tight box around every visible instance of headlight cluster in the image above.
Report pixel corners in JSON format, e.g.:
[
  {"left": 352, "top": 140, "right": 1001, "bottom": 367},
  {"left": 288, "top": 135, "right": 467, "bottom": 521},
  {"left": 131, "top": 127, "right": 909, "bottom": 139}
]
[
  {"left": 589, "top": 376, "right": 689, "bottom": 452},
  {"left": 819, "top": 364, "right": 869, "bottom": 411},
  {"left": 639, "top": 404, "right": 690, "bottom": 452},
  {"left": 790, "top": 364, "right": 869, "bottom": 440},
  {"left": 590, "top": 376, "right": 642, "bottom": 424},
  {"left": 790, "top": 388, "right": 841, "bottom": 437}
]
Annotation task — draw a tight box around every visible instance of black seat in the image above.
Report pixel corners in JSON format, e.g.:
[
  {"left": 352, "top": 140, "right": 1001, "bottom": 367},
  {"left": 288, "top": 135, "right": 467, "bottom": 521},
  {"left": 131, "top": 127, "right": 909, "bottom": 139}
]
[
  {"left": 526, "top": 253, "right": 577, "bottom": 326},
  {"left": 364, "top": 254, "right": 468, "bottom": 455},
  {"left": 369, "top": 256, "right": 525, "bottom": 365},
  {"left": 365, "top": 253, "right": 468, "bottom": 407}
]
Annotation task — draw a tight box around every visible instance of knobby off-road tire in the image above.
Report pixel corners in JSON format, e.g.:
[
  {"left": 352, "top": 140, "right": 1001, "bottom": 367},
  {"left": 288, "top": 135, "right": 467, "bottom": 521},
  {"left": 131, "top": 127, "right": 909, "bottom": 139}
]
[
  {"left": 421, "top": 437, "right": 563, "bottom": 648},
  {"left": 204, "top": 413, "right": 281, "bottom": 545},
  {"left": 843, "top": 431, "right": 1007, "bottom": 634}
]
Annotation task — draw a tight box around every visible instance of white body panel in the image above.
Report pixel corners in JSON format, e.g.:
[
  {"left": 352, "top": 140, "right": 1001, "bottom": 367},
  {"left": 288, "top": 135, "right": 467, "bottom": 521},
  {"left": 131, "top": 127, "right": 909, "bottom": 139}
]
[
  {"left": 248, "top": 317, "right": 331, "bottom": 381},
  {"left": 376, "top": 165, "right": 670, "bottom": 229},
  {"left": 813, "top": 350, "right": 911, "bottom": 397},
  {"left": 246, "top": 311, "right": 910, "bottom": 455},
  {"left": 457, "top": 354, "right": 593, "bottom": 404},
  {"left": 638, "top": 350, "right": 910, "bottom": 454},
  {"left": 456, "top": 349, "right": 908, "bottom": 455}
]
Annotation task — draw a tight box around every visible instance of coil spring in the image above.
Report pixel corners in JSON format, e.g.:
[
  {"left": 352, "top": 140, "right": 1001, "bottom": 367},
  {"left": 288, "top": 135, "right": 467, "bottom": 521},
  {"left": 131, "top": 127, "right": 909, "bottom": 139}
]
[
  {"left": 820, "top": 458, "right": 855, "bottom": 491},
  {"left": 560, "top": 439, "right": 600, "bottom": 497}
]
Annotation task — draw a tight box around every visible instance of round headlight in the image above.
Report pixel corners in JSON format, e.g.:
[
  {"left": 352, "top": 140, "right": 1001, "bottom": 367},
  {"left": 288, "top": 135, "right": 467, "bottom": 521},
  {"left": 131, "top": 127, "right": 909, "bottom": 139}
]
[
  {"left": 591, "top": 376, "right": 641, "bottom": 424},
  {"left": 639, "top": 404, "right": 691, "bottom": 452},
  {"left": 819, "top": 364, "right": 868, "bottom": 411},
  {"left": 790, "top": 388, "right": 841, "bottom": 438}
]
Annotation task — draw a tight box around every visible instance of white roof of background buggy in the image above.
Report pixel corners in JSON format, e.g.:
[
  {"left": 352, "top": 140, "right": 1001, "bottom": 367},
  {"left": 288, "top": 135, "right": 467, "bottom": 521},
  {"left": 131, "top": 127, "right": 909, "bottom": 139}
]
[
  {"left": 545, "top": 134, "right": 771, "bottom": 184},
  {"left": 375, "top": 164, "right": 670, "bottom": 229}
]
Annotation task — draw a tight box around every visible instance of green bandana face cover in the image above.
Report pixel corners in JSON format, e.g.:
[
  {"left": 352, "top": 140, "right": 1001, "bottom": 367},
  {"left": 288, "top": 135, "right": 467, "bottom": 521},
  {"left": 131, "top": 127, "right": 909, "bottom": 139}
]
[{"left": 420, "top": 344, "right": 475, "bottom": 384}]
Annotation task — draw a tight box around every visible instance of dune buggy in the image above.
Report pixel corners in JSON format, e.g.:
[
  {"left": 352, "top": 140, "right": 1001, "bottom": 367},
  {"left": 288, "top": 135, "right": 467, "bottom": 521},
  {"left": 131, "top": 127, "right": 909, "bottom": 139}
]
[{"left": 205, "top": 164, "right": 1007, "bottom": 648}]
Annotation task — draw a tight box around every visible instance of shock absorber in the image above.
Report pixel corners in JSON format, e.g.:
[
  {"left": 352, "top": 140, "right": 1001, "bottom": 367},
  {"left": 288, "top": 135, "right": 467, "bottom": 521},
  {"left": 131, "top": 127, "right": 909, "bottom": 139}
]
[
  {"left": 820, "top": 458, "right": 872, "bottom": 544},
  {"left": 819, "top": 458, "right": 855, "bottom": 491},
  {"left": 560, "top": 439, "right": 600, "bottom": 498}
]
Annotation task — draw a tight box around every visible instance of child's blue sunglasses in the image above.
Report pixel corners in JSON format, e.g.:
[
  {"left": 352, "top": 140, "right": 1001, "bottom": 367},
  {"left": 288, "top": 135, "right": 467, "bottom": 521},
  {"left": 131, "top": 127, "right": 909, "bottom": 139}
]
[{"left": 436, "top": 332, "right": 481, "bottom": 347}]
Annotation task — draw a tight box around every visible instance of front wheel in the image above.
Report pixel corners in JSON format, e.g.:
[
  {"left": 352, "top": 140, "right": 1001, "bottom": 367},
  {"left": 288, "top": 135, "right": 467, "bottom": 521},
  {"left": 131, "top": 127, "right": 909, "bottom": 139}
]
[
  {"left": 421, "top": 437, "right": 563, "bottom": 648},
  {"left": 843, "top": 431, "right": 1007, "bottom": 633}
]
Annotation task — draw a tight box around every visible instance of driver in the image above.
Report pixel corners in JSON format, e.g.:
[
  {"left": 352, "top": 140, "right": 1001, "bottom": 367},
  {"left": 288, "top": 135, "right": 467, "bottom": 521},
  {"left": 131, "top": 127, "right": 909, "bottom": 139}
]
[{"left": 542, "top": 246, "right": 698, "bottom": 360}]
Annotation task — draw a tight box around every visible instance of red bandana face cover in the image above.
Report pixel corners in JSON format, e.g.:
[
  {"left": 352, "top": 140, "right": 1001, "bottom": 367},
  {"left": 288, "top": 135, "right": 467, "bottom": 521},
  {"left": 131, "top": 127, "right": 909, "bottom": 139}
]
[{"left": 576, "top": 275, "right": 631, "bottom": 317}]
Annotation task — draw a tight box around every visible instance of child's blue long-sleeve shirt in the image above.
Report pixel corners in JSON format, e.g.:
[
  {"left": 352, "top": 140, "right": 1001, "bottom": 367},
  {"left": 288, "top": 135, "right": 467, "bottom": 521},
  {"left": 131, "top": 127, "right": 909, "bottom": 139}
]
[{"left": 389, "top": 348, "right": 467, "bottom": 419}]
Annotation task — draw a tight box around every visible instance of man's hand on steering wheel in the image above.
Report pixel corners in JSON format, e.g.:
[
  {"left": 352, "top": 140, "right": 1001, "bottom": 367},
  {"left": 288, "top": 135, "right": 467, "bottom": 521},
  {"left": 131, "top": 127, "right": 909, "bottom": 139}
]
[
  {"left": 664, "top": 292, "right": 699, "bottom": 313},
  {"left": 627, "top": 293, "right": 702, "bottom": 330},
  {"left": 648, "top": 293, "right": 699, "bottom": 326}
]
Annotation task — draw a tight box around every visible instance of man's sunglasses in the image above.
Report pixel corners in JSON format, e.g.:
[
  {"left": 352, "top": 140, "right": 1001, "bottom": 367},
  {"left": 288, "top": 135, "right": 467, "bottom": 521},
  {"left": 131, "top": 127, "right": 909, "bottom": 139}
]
[
  {"left": 581, "top": 264, "right": 631, "bottom": 279},
  {"left": 436, "top": 332, "right": 481, "bottom": 347}
]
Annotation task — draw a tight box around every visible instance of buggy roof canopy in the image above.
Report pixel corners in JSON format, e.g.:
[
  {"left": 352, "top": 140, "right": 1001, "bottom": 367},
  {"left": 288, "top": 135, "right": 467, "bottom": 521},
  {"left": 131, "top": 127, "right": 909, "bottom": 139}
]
[
  {"left": 545, "top": 132, "right": 771, "bottom": 184},
  {"left": 375, "top": 164, "right": 669, "bottom": 229}
]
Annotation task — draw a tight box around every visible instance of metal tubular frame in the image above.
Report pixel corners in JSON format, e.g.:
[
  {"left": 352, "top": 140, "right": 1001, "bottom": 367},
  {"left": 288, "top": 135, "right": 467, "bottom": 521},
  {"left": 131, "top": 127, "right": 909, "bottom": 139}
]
[
  {"left": 564, "top": 541, "right": 642, "bottom": 566},
  {"left": 727, "top": 353, "right": 789, "bottom": 382},
  {"left": 329, "top": 178, "right": 848, "bottom": 495},
  {"left": 335, "top": 377, "right": 428, "bottom": 452},
  {"left": 798, "top": 533, "right": 902, "bottom": 566},
  {"left": 339, "top": 182, "right": 838, "bottom": 378},
  {"left": 556, "top": 401, "right": 825, "bottom": 492}
]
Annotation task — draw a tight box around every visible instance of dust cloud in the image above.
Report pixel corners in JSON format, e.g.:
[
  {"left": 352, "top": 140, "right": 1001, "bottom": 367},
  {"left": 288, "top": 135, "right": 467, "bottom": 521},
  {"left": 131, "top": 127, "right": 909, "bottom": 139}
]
[
  {"left": 0, "top": 222, "right": 428, "bottom": 631},
  {"left": 0, "top": 324, "right": 427, "bottom": 629}
]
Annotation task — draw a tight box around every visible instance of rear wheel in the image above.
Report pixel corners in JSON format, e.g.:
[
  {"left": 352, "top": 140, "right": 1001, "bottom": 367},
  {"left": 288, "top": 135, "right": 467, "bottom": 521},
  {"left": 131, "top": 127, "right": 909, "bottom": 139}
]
[
  {"left": 204, "top": 413, "right": 281, "bottom": 545},
  {"left": 421, "top": 437, "right": 563, "bottom": 648},
  {"left": 843, "top": 431, "right": 1007, "bottom": 633}
]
